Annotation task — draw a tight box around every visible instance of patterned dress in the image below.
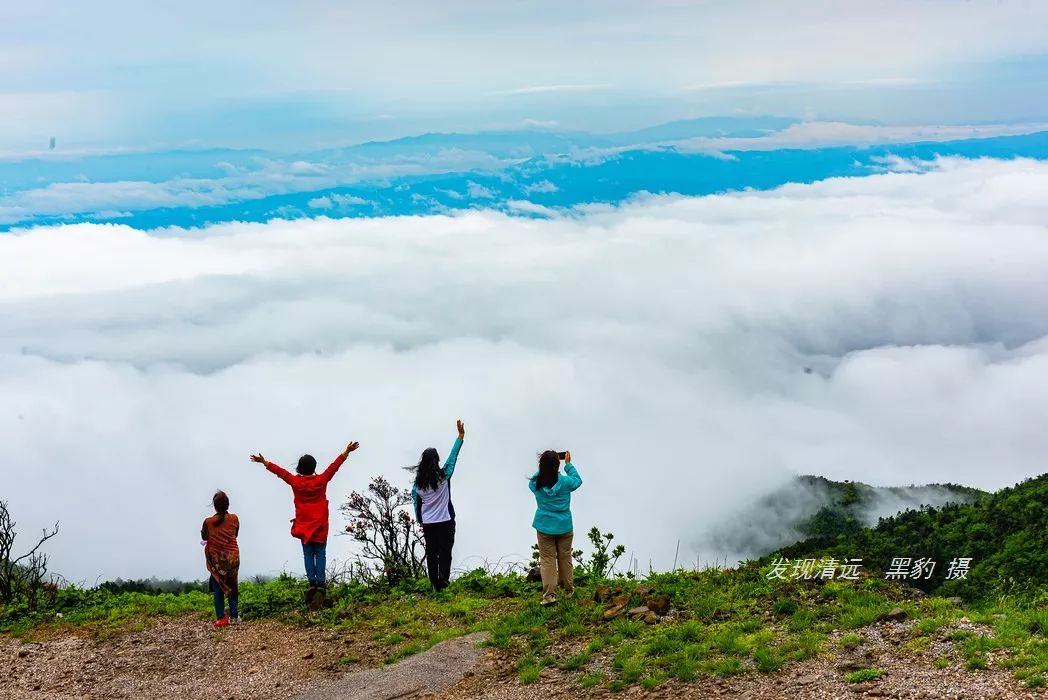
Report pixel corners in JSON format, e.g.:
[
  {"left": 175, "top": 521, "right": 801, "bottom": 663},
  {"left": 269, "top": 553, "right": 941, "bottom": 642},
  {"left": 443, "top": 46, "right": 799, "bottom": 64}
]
[{"left": 201, "top": 513, "right": 240, "bottom": 596}]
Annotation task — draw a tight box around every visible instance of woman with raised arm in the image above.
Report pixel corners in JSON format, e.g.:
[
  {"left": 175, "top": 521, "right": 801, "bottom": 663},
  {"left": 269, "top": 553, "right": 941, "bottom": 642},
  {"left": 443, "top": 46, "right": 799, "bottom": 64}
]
[
  {"left": 250, "top": 441, "right": 359, "bottom": 603},
  {"left": 529, "top": 450, "right": 582, "bottom": 606},
  {"left": 201, "top": 490, "right": 240, "bottom": 627},
  {"left": 409, "top": 420, "right": 465, "bottom": 591}
]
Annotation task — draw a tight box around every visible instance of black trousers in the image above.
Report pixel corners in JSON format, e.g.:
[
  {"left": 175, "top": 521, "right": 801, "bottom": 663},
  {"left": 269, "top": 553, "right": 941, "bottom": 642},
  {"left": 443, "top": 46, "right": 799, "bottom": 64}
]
[{"left": 422, "top": 519, "right": 456, "bottom": 590}]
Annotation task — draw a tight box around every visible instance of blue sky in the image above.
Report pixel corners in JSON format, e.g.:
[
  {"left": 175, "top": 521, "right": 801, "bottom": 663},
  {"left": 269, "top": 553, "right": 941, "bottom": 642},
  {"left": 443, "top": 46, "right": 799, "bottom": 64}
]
[
  {"left": 3, "top": 1, "right": 1048, "bottom": 152},
  {"left": 4, "top": 3, "right": 1048, "bottom": 580}
]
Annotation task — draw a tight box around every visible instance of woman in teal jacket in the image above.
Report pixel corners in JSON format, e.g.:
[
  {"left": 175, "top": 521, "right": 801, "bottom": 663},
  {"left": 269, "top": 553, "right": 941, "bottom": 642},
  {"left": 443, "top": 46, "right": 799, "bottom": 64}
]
[{"left": 529, "top": 449, "right": 582, "bottom": 605}]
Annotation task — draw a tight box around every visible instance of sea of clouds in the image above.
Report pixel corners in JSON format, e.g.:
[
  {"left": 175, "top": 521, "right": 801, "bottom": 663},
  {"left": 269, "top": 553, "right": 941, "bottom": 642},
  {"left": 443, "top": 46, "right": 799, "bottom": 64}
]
[{"left": 2, "top": 156, "right": 1047, "bottom": 583}]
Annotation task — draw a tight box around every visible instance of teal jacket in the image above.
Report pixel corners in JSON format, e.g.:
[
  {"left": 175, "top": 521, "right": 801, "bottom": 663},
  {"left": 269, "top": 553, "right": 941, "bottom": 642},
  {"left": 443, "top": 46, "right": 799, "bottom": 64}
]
[{"left": 528, "top": 463, "right": 582, "bottom": 536}]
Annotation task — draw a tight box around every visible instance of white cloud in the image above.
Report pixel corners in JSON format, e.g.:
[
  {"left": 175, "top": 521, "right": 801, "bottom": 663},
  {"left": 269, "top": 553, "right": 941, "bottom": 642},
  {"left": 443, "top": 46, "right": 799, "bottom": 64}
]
[
  {"left": 521, "top": 119, "right": 560, "bottom": 129},
  {"left": 0, "top": 150, "right": 512, "bottom": 226},
  {"left": 506, "top": 200, "right": 556, "bottom": 216},
  {"left": 673, "top": 121, "right": 1048, "bottom": 153},
  {"left": 487, "top": 84, "right": 611, "bottom": 97},
  {"left": 309, "top": 193, "right": 373, "bottom": 210},
  {"left": 522, "top": 180, "right": 559, "bottom": 194},
  {"left": 2, "top": 158, "right": 1048, "bottom": 582},
  {"left": 331, "top": 194, "right": 370, "bottom": 207},
  {"left": 4, "top": 2, "right": 1048, "bottom": 149},
  {"left": 466, "top": 181, "right": 495, "bottom": 199}
]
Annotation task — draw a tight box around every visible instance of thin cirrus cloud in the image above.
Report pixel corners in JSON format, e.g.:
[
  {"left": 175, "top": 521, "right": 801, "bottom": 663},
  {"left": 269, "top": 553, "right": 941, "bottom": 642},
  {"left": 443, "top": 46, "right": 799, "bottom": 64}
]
[
  {"left": 2, "top": 157, "right": 1048, "bottom": 582},
  {"left": 486, "top": 84, "right": 613, "bottom": 97},
  {"left": 4, "top": 2, "right": 1048, "bottom": 149}
]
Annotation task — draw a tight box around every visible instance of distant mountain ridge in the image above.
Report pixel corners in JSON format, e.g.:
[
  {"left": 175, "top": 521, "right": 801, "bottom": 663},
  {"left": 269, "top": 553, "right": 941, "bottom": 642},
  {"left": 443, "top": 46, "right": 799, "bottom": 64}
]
[
  {"left": 777, "top": 473, "right": 1048, "bottom": 597},
  {"left": 696, "top": 474, "right": 986, "bottom": 566},
  {"left": 3, "top": 121, "right": 1048, "bottom": 232}
]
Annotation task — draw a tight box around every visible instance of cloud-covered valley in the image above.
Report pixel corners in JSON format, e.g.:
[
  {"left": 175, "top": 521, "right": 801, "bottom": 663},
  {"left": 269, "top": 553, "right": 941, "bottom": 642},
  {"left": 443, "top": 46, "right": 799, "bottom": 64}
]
[{"left": 2, "top": 157, "right": 1047, "bottom": 583}]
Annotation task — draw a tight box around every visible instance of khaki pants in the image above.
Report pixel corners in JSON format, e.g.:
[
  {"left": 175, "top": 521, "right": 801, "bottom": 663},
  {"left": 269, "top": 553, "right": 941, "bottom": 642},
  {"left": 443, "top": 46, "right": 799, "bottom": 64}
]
[{"left": 536, "top": 530, "right": 574, "bottom": 603}]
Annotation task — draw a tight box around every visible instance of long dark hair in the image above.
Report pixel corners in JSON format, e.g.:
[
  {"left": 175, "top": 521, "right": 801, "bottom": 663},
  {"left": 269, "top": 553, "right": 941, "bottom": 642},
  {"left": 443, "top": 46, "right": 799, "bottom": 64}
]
[
  {"left": 534, "top": 451, "right": 560, "bottom": 489},
  {"left": 212, "top": 490, "right": 230, "bottom": 526},
  {"left": 296, "top": 454, "right": 317, "bottom": 475},
  {"left": 408, "top": 448, "right": 444, "bottom": 491}
]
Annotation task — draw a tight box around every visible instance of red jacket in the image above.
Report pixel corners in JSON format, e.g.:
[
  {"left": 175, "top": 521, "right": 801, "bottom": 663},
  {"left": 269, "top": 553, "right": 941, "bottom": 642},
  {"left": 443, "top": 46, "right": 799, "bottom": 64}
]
[{"left": 266, "top": 453, "right": 346, "bottom": 543}]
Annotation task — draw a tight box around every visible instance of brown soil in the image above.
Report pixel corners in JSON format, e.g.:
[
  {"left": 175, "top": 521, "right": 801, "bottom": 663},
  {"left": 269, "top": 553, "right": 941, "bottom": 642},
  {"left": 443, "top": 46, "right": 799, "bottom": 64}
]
[
  {"left": 2, "top": 616, "right": 367, "bottom": 700},
  {"left": 4, "top": 616, "right": 1046, "bottom": 700}
]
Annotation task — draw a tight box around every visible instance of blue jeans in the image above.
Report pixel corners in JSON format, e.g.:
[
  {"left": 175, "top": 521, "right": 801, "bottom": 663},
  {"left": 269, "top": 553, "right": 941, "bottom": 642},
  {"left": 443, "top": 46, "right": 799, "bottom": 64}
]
[
  {"left": 210, "top": 576, "right": 238, "bottom": 620},
  {"left": 302, "top": 541, "right": 327, "bottom": 586}
]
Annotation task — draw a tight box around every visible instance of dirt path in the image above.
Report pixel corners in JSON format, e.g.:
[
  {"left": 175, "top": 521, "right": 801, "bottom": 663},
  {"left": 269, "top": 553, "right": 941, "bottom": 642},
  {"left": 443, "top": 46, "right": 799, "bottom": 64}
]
[
  {"left": 4, "top": 618, "right": 1044, "bottom": 700},
  {"left": 2, "top": 617, "right": 363, "bottom": 700},
  {"left": 294, "top": 632, "right": 491, "bottom": 700}
]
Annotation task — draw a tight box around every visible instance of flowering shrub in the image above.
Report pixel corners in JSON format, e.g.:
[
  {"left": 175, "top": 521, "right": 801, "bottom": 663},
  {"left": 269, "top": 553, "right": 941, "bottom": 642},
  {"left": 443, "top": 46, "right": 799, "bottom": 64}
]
[{"left": 340, "top": 477, "right": 426, "bottom": 585}]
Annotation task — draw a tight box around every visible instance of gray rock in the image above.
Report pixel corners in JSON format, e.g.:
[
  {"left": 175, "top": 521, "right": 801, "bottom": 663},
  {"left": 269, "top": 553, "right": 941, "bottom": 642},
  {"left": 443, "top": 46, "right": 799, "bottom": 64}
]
[{"left": 883, "top": 607, "right": 908, "bottom": 622}]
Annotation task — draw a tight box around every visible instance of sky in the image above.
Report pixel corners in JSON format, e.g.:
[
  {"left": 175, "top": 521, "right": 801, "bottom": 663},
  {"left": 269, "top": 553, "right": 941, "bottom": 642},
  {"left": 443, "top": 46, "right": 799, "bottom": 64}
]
[
  {"left": 2, "top": 2, "right": 1048, "bottom": 584},
  {"left": 3, "top": 1, "right": 1048, "bottom": 151},
  {"left": 4, "top": 157, "right": 1048, "bottom": 582}
]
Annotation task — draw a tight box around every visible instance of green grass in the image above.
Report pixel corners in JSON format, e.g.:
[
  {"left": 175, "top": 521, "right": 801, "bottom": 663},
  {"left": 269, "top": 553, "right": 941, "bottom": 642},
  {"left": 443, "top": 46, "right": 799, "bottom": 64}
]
[
  {"left": 578, "top": 672, "right": 605, "bottom": 689},
  {"left": 641, "top": 672, "right": 667, "bottom": 689},
  {"left": 518, "top": 664, "right": 542, "bottom": 684},
  {"left": 967, "top": 655, "right": 989, "bottom": 670},
  {"left": 754, "top": 647, "right": 784, "bottom": 672},
  {"left": 843, "top": 668, "right": 884, "bottom": 683},
  {"left": 3, "top": 565, "right": 1047, "bottom": 692},
  {"left": 840, "top": 633, "right": 862, "bottom": 649},
  {"left": 559, "top": 651, "right": 591, "bottom": 671}
]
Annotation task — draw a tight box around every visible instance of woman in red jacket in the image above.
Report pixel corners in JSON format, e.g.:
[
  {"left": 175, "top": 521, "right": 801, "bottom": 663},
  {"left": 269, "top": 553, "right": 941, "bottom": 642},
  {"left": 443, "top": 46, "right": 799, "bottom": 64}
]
[{"left": 250, "top": 441, "right": 359, "bottom": 599}]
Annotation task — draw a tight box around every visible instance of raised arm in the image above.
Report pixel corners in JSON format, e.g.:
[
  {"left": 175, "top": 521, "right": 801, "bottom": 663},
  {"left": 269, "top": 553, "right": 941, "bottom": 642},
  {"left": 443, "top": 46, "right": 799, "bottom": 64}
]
[
  {"left": 561, "top": 450, "right": 582, "bottom": 491},
  {"left": 321, "top": 441, "right": 360, "bottom": 484},
  {"left": 442, "top": 420, "right": 465, "bottom": 479},
  {"left": 251, "top": 453, "right": 294, "bottom": 485}
]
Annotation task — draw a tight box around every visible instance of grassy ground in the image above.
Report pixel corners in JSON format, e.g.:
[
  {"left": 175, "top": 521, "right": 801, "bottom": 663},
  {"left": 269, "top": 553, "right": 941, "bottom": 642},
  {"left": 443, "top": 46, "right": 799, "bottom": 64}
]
[{"left": 4, "top": 565, "right": 1048, "bottom": 692}]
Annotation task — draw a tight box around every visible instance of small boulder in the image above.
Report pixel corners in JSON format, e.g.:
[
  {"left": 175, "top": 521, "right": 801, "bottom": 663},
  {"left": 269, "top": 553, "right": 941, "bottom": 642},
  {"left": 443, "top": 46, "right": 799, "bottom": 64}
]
[
  {"left": 594, "top": 584, "right": 614, "bottom": 603},
  {"left": 635, "top": 585, "right": 654, "bottom": 598},
  {"left": 627, "top": 605, "right": 651, "bottom": 618},
  {"left": 883, "top": 607, "right": 907, "bottom": 622},
  {"left": 642, "top": 611, "right": 658, "bottom": 625},
  {"left": 646, "top": 593, "right": 671, "bottom": 616},
  {"left": 612, "top": 593, "right": 631, "bottom": 608},
  {"left": 603, "top": 605, "right": 626, "bottom": 621}
]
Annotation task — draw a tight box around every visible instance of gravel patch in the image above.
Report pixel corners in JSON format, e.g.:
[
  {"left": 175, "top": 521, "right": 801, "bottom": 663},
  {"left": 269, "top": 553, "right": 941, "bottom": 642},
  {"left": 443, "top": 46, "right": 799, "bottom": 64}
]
[
  {"left": 295, "top": 631, "right": 491, "bottom": 700},
  {"left": 2, "top": 616, "right": 354, "bottom": 700}
]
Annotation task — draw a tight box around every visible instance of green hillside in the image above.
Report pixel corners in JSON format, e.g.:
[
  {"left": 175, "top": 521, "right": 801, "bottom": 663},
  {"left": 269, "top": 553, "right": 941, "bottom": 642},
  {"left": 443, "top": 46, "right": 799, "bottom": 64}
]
[
  {"left": 704, "top": 474, "right": 986, "bottom": 560},
  {"left": 793, "top": 475, "right": 987, "bottom": 540},
  {"left": 776, "top": 473, "right": 1048, "bottom": 600}
]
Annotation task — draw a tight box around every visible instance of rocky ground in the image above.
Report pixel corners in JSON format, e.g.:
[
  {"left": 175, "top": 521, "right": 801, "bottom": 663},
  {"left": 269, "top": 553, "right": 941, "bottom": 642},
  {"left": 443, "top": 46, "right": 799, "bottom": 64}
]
[
  {"left": 3, "top": 616, "right": 1045, "bottom": 700},
  {"left": 2, "top": 617, "right": 365, "bottom": 700}
]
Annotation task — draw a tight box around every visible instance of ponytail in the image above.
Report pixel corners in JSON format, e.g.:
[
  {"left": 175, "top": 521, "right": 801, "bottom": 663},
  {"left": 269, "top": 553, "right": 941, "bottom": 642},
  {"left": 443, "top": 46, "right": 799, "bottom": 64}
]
[{"left": 212, "top": 490, "right": 230, "bottom": 526}]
